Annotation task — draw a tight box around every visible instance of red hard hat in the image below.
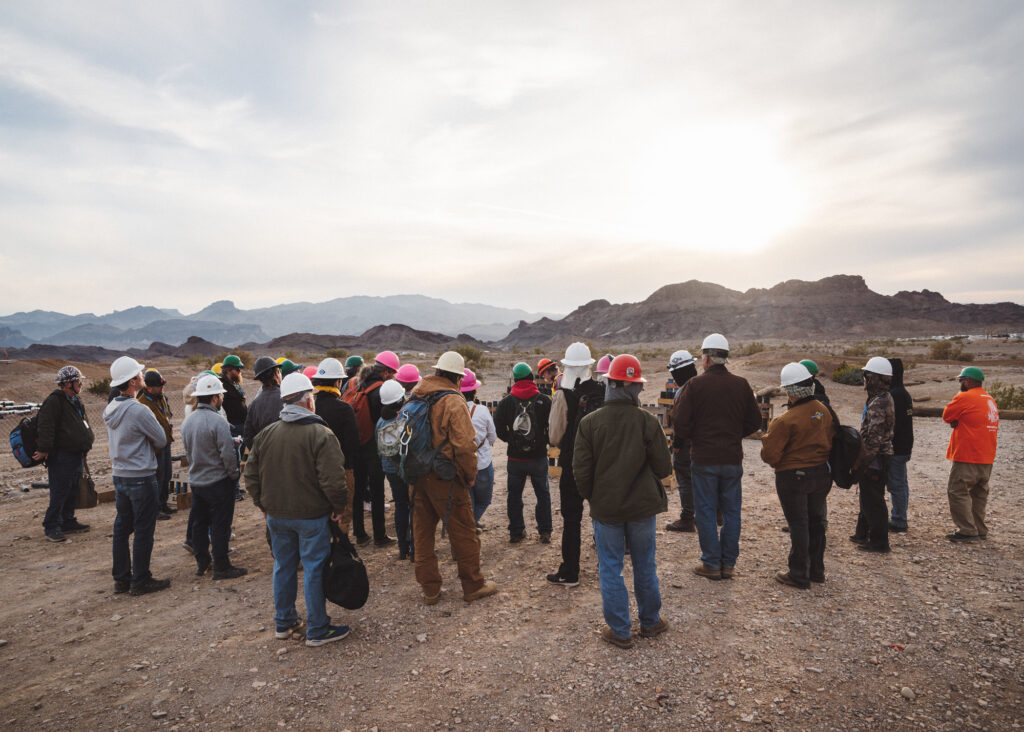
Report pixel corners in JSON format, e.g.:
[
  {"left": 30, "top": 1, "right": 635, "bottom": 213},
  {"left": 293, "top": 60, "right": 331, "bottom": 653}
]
[
  {"left": 607, "top": 354, "right": 645, "bottom": 383},
  {"left": 537, "top": 358, "right": 557, "bottom": 375}
]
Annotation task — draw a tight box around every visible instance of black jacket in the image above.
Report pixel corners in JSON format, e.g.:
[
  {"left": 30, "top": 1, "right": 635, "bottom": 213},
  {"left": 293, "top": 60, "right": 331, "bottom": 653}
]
[
  {"left": 220, "top": 375, "right": 248, "bottom": 427},
  {"left": 314, "top": 390, "right": 361, "bottom": 469},
  {"left": 37, "top": 388, "right": 94, "bottom": 455},
  {"left": 812, "top": 377, "right": 830, "bottom": 407},
  {"left": 888, "top": 358, "right": 914, "bottom": 456},
  {"left": 559, "top": 378, "right": 605, "bottom": 463}
]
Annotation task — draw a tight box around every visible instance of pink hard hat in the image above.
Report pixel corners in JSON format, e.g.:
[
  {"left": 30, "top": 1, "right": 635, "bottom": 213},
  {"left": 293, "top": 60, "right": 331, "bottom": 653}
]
[
  {"left": 375, "top": 350, "right": 400, "bottom": 372},
  {"left": 303, "top": 365, "right": 318, "bottom": 379},
  {"left": 395, "top": 364, "right": 421, "bottom": 384},
  {"left": 595, "top": 354, "right": 613, "bottom": 374},
  {"left": 461, "top": 368, "right": 481, "bottom": 392}
]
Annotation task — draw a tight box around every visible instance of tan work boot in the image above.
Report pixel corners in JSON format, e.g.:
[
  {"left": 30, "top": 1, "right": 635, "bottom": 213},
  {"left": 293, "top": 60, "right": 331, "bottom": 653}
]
[
  {"left": 600, "top": 625, "right": 634, "bottom": 649},
  {"left": 640, "top": 617, "right": 669, "bottom": 638},
  {"left": 463, "top": 580, "right": 498, "bottom": 602},
  {"left": 693, "top": 563, "right": 722, "bottom": 580}
]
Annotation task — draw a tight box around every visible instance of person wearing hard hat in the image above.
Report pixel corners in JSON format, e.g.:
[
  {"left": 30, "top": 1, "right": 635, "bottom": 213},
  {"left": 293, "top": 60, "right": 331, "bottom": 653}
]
[
  {"left": 573, "top": 354, "right": 672, "bottom": 648},
  {"left": 886, "top": 357, "right": 914, "bottom": 533},
  {"left": 849, "top": 356, "right": 896, "bottom": 553},
  {"left": 460, "top": 368, "right": 497, "bottom": 532},
  {"left": 799, "top": 360, "right": 830, "bottom": 407},
  {"left": 395, "top": 364, "right": 422, "bottom": 394},
  {"left": 594, "top": 354, "right": 613, "bottom": 382},
  {"left": 34, "top": 365, "right": 95, "bottom": 543},
  {"left": 340, "top": 355, "right": 363, "bottom": 394},
  {"left": 671, "top": 334, "right": 762, "bottom": 581},
  {"left": 942, "top": 367, "right": 1000, "bottom": 542},
  {"left": 664, "top": 349, "right": 699, "bottom": 532},
  {"left": 242, "top": 357, "right": 284, "bottom": 451},
  {"left": 311, "top": 357, "right": 361, "bottom": 529},
  {"left": 409, "top": 351, "right": 498, "bottom": 605},
  {"left": 180, "top": 375, "right": 247, "bottom": 580},
  {"left": 545, "top": 342, "right": 604, "bottom": 587},
  {"left": 377, "top": 379, "right": 414, "bottom": 559},
  {"left": 219, "top": 355, "right": 248, "bottom": 429},
  {"left": 536, "top": 357, "right": 560, "bottom": 396},
  {"left": 102, "top": 356, "right": 171, "bottom": 596},
  {"left": 245, "top": 372, "right": 350, "bottom": 646},
  {"left": 494, "top": 362, "right": 554, "bottom": 544},
  {"left": 760, "top": 363, "right": 837, "bottom": 588},
  {"left": 137, "top": 369, "right": 175, "bottom": 518},
  {"left": 278, "top": 358, "right": 303, "bottom": 378}
]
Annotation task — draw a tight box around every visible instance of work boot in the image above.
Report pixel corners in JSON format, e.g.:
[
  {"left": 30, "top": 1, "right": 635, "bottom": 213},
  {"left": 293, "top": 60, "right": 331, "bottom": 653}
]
[
  {"left": 665, "top": 516, "right": 695, "bottom": 532},
  {"left": 600, "top": 625, "right": 633, "bottom": 649},
  {"left": 640, "top": 618, "right": 669, "bottom": 638},
  {"left": 213, "top": 565, "right": 248, "bottom": 580},
  {"left": 129, "top": 577, "right": 171, "bottom": 596},
  {"left": 774, "top": 571, "right": 810, "bottom": 589},
  {"left": 692, "top": 563, "right": 722, "bottom": 580},
  {"left": 464, "top": 580, "right": 498, "bottom": 603}
]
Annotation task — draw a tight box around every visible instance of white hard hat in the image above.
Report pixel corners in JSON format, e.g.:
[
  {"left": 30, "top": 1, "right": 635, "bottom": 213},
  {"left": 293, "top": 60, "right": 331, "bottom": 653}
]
[
  {"left": 701, "top": 333, "right": 729, "bottom": 353},
  {"left": 780, "top": 362, "right": 813, "bottom": 387},
  {"left": 668, "top": 349, "right": 695, "bottom": 370},
  {"left": 561, "top": 341, "right": 595, "bottom": 367},
  {"left": 379, "top": 379, "right": 406, "bottom": 406},
  {"left": 110, "top": 356, "right": 145, "bottom": 387},
  {"left": 315, "top": 357, "right": 345, "bottom": 380},
  {"left": 194, "top": 374, "right": 227, "bottom": 397},
  {"left": 433, "top": 351, "right": 466, "bottom": 375},
  {"left": 280, "top": 372, "right": 314, "bottom": 399},
  {"left": 862, "top": 356, "right": 893, "bottom": 377}
]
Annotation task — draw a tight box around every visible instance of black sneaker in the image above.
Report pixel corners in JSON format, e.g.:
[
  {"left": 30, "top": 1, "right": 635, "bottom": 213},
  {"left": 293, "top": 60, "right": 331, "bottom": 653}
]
[
  {"left": 213, "top": 565, "right": 248, "bottom": 580},
  {"left": 848, "top": 534, "right": 868, "bottom": 545},
  {"left": 156, "top": 512, "right": 171, "bottom": 521},
  {"left": 888, "top": 522, "right": 908, "bottom": 533},
  {"left": 114, "top": 580, "right": 131, "bottom": 594},
  {"left": 546, "top": 572, "right": 579, "bottom": 587},
  {"left": 539, "top": 532, "right": 552, "bottom": 544},
  {"left": 947, "top": 531, "right": 981, "bottom": 543},
  {"left": 195, "top": 557, "right": 212, "bottom": 576},
  {"left": 856, "top": 544, "right": 892, "bottom": 553},
  {"left": 665, "top": 517, "right": 695, "bottom": 532},
  {"left": 129, "top": 577, "right": 171, "bottom": 596},
  {"left": 355, "top": 533, "right": 372, "bottom": 547},
  {"left": 160, "top": 503, "right": 178, "bottom": 514},
  {"left": 374, "top": 536, "right": 396, "bottom": 547},
  {"left": 305, "top": 625, "right": 350, "bottom": 647},
  {"left": 509, "top": 532, "right": 526, "bottom": 544},
  {"left": 45, "top": 530, "right": 68, "bottom": 543},
  {"left": 62, "top": 521, "right": 90, "bottom": 534}
]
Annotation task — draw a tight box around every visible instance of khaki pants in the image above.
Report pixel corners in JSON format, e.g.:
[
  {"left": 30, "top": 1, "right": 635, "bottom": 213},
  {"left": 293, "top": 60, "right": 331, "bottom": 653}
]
[
  {"left": 947, "top": 461, "right": 992, "bottom": 537},
  {"left": 413, "top": 474, "right": 485, "bottom": 598}
]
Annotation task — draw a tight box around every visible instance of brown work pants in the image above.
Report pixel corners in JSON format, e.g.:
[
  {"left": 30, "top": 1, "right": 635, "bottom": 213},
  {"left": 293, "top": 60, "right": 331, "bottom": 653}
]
[
  {"left": 413, "top": 474, "right": 485, "bottom": 598},
  {"left": 947, "top": 461, "right": 992, "bottom": 537}
]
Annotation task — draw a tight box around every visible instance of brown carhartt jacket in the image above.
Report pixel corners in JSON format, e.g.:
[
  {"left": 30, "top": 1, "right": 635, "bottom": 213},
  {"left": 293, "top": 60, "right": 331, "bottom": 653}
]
[{"left": 760, "top": 397, "right": 835, "bottom": 472}]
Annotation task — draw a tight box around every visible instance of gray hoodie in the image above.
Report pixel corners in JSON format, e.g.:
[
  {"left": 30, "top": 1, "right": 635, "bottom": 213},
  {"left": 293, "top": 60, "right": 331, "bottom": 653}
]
[
  {"left": 182, "top": 403, "right": 240, "bottom": 486},
  {"left": 103, "top": 396, "right": 168, "bottom": 478}
]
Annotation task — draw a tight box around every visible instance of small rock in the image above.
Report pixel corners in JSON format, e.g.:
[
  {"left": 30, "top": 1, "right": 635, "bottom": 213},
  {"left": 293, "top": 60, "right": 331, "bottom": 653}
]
[
  {"left": 416, "top": 634, "right": 427, "bottom": 643},
  {"left": 901, "top": 687, "right": 916, "bottom": 701},
  {"left": 252, "top": 681, "right": 267, "bottom": 689},
  {"left": 110, "top": 614, "right": 122, "bottom": 622},
  {"left": 0, "top": 640, "right": 7, "bottom": 647},
  {"left": 276, "top": 648, "right": 288, "bottom": 656},
  {"left": 549, "top": 715, "right": 559, "bottom": 722},
  {"left": 152, "top": 711, "right": 167, "bottom": 719}
]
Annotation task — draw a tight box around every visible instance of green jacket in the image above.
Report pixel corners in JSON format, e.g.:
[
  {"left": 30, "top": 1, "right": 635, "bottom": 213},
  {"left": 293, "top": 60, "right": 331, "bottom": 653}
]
[
  {"left": 572, "top": 399, "right": 671, "bottom": 523},
  {"left": 244, "top": 412, "right": 347, "bottom": 520}
]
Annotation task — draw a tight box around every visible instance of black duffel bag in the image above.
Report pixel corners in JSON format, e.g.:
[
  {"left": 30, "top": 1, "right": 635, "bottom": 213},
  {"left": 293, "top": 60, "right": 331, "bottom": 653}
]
[{"left": 324, "top": 521, "right": 369, "bottom": 610}]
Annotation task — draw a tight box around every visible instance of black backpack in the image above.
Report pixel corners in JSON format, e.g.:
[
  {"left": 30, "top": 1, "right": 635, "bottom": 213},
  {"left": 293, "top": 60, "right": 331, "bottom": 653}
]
[
  {"left": 830, "top": 424, "right": 863, "bottom": 489},
  {"left": 323, "top": 523, "right": 369, "bottom": 610},
  {"left": 509, "top": 395, "right": 543, "bottom": 453},
  {"left": 9, "top": 415, "right": 41, "bottom": 468}
]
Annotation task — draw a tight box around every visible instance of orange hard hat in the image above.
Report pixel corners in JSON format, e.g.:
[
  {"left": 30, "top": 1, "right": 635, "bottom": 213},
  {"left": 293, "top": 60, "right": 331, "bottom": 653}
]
[
  {"left": 537, "top": 358, "right": 557, "bottom": 375},
  {"left": 606, "top": 354, "right": 646, "bottom": 383}
]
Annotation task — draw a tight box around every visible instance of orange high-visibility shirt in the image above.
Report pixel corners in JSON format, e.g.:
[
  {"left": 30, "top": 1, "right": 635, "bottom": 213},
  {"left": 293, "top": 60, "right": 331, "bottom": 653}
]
[{"left": 942, "top": 387, "right": 999, "bottom": 464}]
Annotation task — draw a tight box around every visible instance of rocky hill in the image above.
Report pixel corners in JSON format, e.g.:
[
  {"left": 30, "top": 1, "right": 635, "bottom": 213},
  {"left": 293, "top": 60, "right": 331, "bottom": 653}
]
[{"left": 498, "top": 274, "right": 1024, "bottom": 347}]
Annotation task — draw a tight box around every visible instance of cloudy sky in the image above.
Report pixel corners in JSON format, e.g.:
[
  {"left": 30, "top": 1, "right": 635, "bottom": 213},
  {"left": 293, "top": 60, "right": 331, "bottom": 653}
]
[{"left": 1, "top": 1, "right": 1022, "bottom": 317}]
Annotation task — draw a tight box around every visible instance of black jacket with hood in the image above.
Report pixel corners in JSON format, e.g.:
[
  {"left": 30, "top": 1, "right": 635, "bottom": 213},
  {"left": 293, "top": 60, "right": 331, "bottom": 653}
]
[{"left": 888, "top": 357, "right": 914, "bottom": 457}]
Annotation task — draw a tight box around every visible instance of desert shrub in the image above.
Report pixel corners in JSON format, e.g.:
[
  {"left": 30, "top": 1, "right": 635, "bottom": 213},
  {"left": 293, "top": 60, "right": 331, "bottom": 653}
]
[
  {"left": 361, "top": 351, "right": 376, "bottom": 363},
  {"left": 737, "top": 341, "right": 766, "bottom": 356},
  {"left": 842, "top": 342, "right": 869, "bottom": 357},
  {"left": 184, "top": 354, "right": 208, "bottom": 367},
  {"left": 87, "top": 377, "right": 111, "bottom": 396},
  {"left": 987, "top": 382, "right": 1024, "bottom": 411},
  {"left": 326, "top": 348, "right": 348, "bottom": 360},
  {"left": 831, "top": 361, "right": 863, "bottom": 386},
  {"left": 282, "top": 349, "right": 299, "bottom": 361},
  {"left": 453, "top": 344, "right": 493, "bottom": 371},
  {"left": 928, "top": 340, "right": 973, "bottom": 361},
  {"left": 532, "top": 346, "right": 544, "bottom": 355}
]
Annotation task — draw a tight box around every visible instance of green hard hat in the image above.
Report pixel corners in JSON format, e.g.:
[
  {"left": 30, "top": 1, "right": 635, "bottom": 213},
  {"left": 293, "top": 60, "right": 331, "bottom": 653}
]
[
  {"left": 957, "top": 366, "right": 984, "bottom": 382},
  {"left": 345, "top": 355, "right": 364, "bottom": 369},
  {"left": 512, "top": 362, "right": 533, "bottom": 380},
  {"left": 279, "top": 359, "right": 302, "bottom": 376},
  {"left": 222, "top": 354, "right": 244, "bottom": 368},
  {"left": 799, "top": 359, "right": 819, "bottom": 376},
  {"left": 202, "top": 369, "right": 218, "bottom": 377}
]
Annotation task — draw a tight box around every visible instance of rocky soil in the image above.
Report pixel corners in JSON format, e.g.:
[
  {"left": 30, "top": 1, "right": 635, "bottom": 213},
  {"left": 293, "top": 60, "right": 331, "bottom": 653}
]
[{"left": 0, "top": 346, "right": 1021, "bottom": 730}]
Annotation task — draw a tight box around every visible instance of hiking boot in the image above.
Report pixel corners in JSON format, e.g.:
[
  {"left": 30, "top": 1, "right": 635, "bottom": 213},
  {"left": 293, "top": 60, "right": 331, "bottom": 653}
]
[
  {"left": 61, "top": 521, "right": 90, "bottom": 534},
  {"left": 665, "top": 517, "right": 695, "bottom": 532},
  {"left": 600, "top": 625, "right": 633, "bottom": 649},
  {"left": 640, "top": 618, "right": 670, "bottom": 638},
  {"left": 546, "top": 572, "right": 579, "bottom": 588},
  {"left": 509, "top": 532, "right": 526, "bottom": 544},
  {"left": 810, "top": 574, "right": 826, "bottom": 584},
  {"left": 856, "top": 544, "right": 891, "bottom": 553},
  {"left": 539, "top": 532, "right": 552, "bottom": 544},
  {"left": 157, "top": 512, "right": 171, "bottom": 521},
  {"left": 720, "top": 565, "right": 735, "bottom": 580},
  {"left": 848, "top": 534, "right": 868, "bottom": 546},
  {"left": 213, "top": 565, "right": 248, "bottom": 580},
  {"left": 160, "top": 503, "right": 177, "bottom": 514},
  {"left": 355, "top": 533, "right": 372, "bottom": 547},
  {"left": 275, "top": 619, "right": 306, "bottom": 640},
  {"left": 947, "top": 531, "right": 980, "bottom": 543},
  {"left": 464, "top": 580, "right": 498, "bottom": 603},
  {"left": 114, "top": 580, "right": 131, "bottom": 594},
  {"left": 693, "top": 563, "right": 722, "bottom": 580},
  {"left": 888, "top": 522, "right": 908, "bottom": 533},
  {"left": 774, "top": 571, "right": 809, "bottom": 589},
  {"left": 129, "top": 577, "right": 171, "bottom": 596},
  {"left": 374, "top": 535, "right": 396, "bottom": 547},
  {"left": 195, "top": 557, "right": 212, "bottom": 576},
  {"left": 305, "top": 625, "right": 350, "bottom": 647},
  {"left": 45, "top": 530, "right": 68, "bottom": 543},
  {"left": 423, "top": 590, "right": 442, "bottom": 606}
]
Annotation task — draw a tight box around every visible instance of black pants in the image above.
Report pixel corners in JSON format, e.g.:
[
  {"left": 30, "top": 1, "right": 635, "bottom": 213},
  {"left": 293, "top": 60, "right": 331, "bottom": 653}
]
[
  {"left": 672, "top": 439, "right": 694, "bottom": 520},
  {"left": 191, "top": 477, "right": 237, "bottom": 570},
  {"left": 856, "top": 455, "right": 891, "bottom": 550},
  {"left": 353, "top": 445, "right": 387, "bottom": 540},
  {"left": 43, "top": 450, "right": 83, "bottom": 532},
  {"left": 775, "top": 464, "right": 831, "bottom": 585},
  {"left": 156, "top": 444, "right": 172, "bottom": 507},
  {"left": 557, "top": 464, "right": 585, "bottom": 581}
]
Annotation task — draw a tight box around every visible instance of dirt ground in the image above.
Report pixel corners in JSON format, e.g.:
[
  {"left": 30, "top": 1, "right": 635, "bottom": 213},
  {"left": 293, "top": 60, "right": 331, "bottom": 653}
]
[{"left": 0, "top": 342, "right": 1022, "bottom": 730}]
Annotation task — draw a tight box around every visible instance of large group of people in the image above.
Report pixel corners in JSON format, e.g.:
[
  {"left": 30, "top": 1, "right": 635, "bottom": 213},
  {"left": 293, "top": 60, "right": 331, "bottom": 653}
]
[{"left": 30, "top": 332, "right": 1002, "bottom": 648}]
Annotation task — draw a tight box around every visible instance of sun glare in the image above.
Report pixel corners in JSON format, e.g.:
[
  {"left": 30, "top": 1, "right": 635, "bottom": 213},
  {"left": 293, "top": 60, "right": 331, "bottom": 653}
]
[{"left": 624, "top": 126, "right": 806, "bottom": 253}]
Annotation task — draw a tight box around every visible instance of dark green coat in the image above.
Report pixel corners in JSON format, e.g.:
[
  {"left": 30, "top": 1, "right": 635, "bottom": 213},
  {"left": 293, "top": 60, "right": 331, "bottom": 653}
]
[{"left": 572, "top": 399, "right": 671, "bottom": 523}]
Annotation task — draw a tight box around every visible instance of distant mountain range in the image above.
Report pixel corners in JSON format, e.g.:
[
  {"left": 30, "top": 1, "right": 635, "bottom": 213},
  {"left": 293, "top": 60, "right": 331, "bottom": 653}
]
[{"left": 0, "top": 296, "right": 559, "bottom": 350}]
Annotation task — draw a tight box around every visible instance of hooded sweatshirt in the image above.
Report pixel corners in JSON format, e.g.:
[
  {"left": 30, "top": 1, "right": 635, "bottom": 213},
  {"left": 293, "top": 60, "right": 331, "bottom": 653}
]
[
  {"left": 494, "top": 379, "right": 551, "bottom": 460},
  {"left": 103, "top": 396, "right": 168, "bottom": 478},
  {"left": 887, "top": 358, "right": 914, "bottom": 457},
  {"left": 181, "top": 403, "right": 239, "bottom": 486}
]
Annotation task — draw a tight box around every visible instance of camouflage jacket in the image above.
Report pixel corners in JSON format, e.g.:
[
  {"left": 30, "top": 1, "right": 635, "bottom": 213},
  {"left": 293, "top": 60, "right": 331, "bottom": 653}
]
[{"left": 860, "top": 389, "right": 894, "bottom": 459}]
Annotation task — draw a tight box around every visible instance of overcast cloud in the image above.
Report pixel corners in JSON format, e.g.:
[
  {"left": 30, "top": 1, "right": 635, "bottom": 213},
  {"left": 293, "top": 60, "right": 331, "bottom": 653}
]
[{"left": 1, "top": 1, "right": 1022, "bottom": 316}]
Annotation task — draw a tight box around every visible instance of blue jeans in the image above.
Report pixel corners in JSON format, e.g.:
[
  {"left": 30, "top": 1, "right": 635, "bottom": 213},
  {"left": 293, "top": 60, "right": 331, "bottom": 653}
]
[
  {"left": 691, "top": 463, "right": 744, "bottom": 569},
  {"left": 506, "top": 457, "right": 552, "bottom": 536},
  {"left": 592, "top": 516, "right": 661, "bottom": 639},
  {"left": 267, "top": 515, "right": 331, "bottom": 638},
  {"left": 111, "top": 474, "right": 160, "bottom": 585},
  {"left": 470, "top": 462, "right": 494, "bottom": 523},
  {"left": 887, "top": 454, "right": 910, "bottom": 528},
  {"left": 385, "top": 472, "right": 413, "bottom": 555},
  {"left": 43, "top": 450, "right": 83, "bottom": 532}
]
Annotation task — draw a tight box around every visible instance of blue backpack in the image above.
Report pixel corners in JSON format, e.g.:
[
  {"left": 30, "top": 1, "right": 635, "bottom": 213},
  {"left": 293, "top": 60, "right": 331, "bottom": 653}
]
[
  {"left": 9, "top": 415, "right": 42, "bottom": 468},
  {"left": 396, "top": 390, "right": 459, "bottom": 484}
]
